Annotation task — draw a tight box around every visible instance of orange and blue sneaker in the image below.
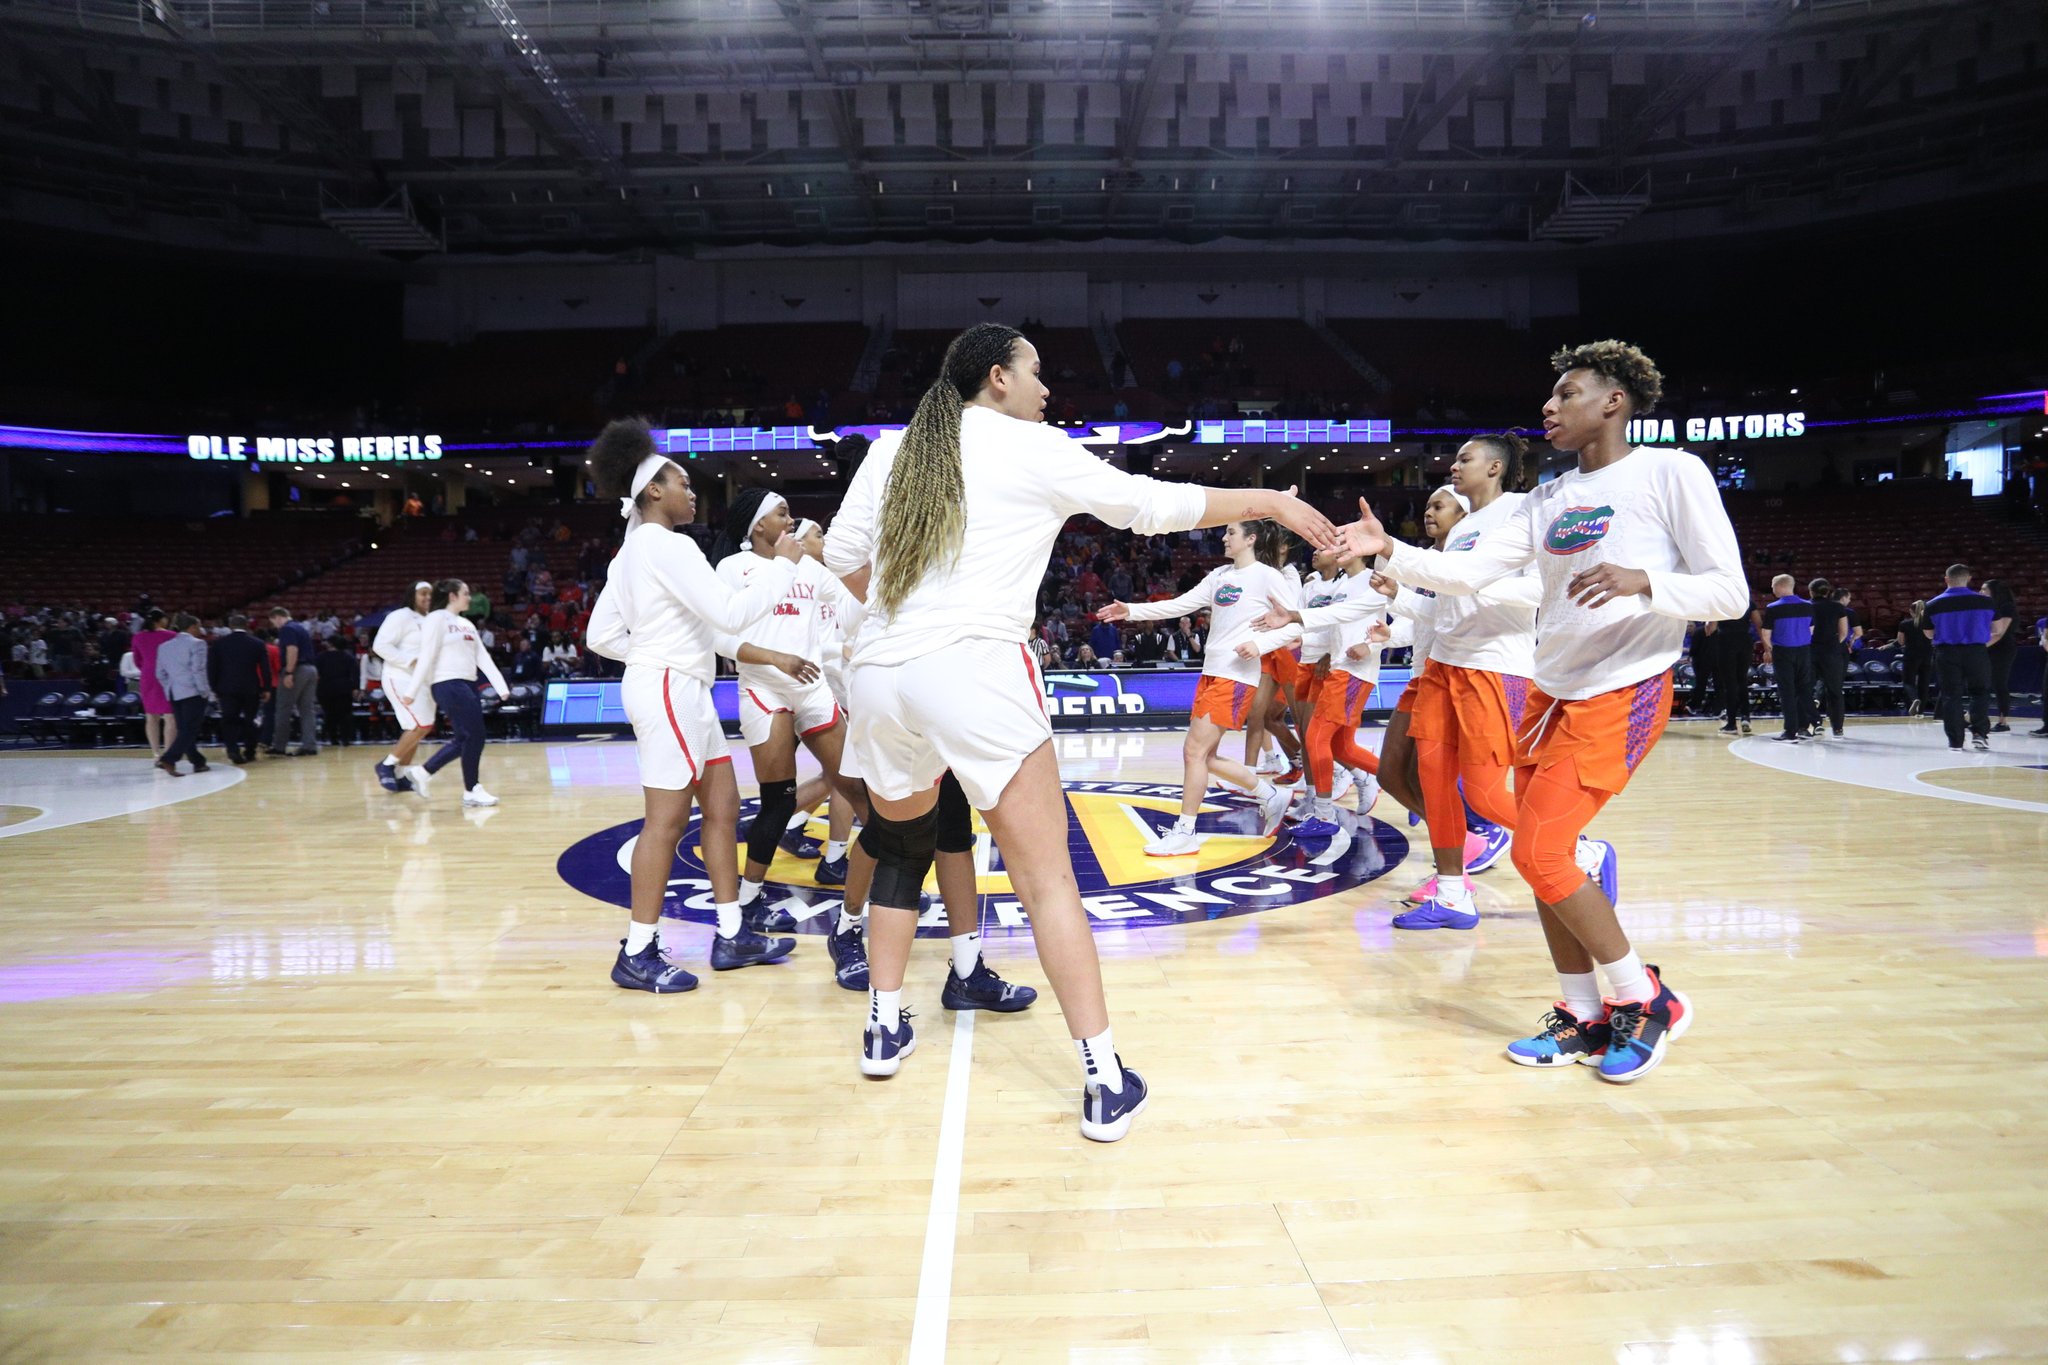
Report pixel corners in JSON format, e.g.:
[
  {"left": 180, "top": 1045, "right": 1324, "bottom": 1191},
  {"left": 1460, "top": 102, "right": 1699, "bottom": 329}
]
[
  {"left": 1506, "top": 1003, "right": 1610, "bottom": 1067},
  {"left": 1597, "top": 965, "right": 1692, "bottom": 1084}
]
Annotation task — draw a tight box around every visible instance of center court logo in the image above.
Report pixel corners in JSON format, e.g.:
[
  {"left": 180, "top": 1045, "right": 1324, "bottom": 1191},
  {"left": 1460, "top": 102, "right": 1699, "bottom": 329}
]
[
  {"left": 556, "top": 780, "right": 1408, "bottom": 937},
  {"left": 1544, "top": 504, "right": 1616, "bottom": 555}
]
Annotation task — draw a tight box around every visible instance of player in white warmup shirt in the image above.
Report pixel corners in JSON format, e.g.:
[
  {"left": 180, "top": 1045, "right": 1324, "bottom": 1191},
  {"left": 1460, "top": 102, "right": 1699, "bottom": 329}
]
[
  {"left": 1341, "top": 339, "right": 1749, "bottom": 1085},
  {"left": 824, "top": 322, "right": 1335, "bottom": 1142},
  {"left": 777, "top": 519, "right": 863, "bottom": 868},
  {"left": 369, "top": 581, "right": 435, "bottom": 795},
  {"left": 710, "top": 488, "right": 869, "bottom": 919},
  {"left": 583, "top": 419, "right": 805, "bottom": 992},
  {"left": 1096, "top": 520, "right": 1304, "bottom": 856},
  {"left": 395, "top": 580, "right": 509, "bottom": 807}
]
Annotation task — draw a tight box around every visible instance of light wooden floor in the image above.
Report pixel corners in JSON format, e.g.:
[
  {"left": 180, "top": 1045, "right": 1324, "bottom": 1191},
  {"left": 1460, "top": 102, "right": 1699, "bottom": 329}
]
[{"left": 3, "top": 718, "right": 2046, "bottom": 1363}]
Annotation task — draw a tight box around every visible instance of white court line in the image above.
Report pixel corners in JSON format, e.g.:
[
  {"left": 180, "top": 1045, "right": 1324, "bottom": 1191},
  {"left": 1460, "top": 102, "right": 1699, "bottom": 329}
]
[
  {"left": 1728, "top": 726, "right": 2048, "bottom": 815},
  {"left": 907, "top": 1008, "right": 976, "bottom": 1365}
]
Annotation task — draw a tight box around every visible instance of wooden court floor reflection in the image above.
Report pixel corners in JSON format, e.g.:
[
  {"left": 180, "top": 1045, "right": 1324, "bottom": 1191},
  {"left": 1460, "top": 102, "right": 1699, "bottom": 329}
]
[{"left": 2, "top": 718, "right": 2045, "bottom": 1363}]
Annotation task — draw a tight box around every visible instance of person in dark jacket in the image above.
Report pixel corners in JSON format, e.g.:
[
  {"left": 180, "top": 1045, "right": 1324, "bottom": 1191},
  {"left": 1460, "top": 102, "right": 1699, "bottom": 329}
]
[
  {"left": 312, "top": 637, "right": 363, "bottom": 747},
  {"left": 207, "top": 614, "right": 274, "bottom": 765}
]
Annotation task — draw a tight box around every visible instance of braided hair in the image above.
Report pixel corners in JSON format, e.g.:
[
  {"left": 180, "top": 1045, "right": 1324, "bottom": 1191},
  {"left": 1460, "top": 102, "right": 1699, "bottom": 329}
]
[
  {"left": 873, "top": 323, "right": 1024, "bottom": 615},
  {"left": 711, "top": 486, "right": 781, "bottom": 564}
]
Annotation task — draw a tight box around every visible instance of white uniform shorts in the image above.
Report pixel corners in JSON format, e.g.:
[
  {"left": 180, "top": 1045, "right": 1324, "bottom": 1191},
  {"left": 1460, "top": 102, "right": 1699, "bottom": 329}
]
[
  {"left": 736, "top": 673, "right": 842, "bottom": 748},
  {"left": 622, "top": 664, "right": 732, "bottom": 791},
  {"left": 385, "top": 667, "right": 436, "bottom": 729},
  {"left": 846, "top": 637, "right": 1052, "bottom": 810}
]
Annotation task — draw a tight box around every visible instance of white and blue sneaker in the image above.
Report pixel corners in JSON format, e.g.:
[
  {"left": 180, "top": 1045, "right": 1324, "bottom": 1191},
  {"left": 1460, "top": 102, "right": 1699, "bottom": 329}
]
[
  {"left": 743, "top": 902, "right": 799, "bottom": 935},
  {"left": 940, "top": 959, "right": 1037, "bottom": 1012},
  {"left": 610, "top": 940, "right": 699, "bottom": 994},
  {"left": 827, "top": 922, "right": 868, "bottom": 991},
  {"left": 860, "top": 1012, "right": 917, "bottom": 1077},
  {"left": 1577, "top": 837, "right": 1619, "bottom": 904},
  {"left": 1466, "top": 822, "right": 1513, "bottom": 874},
  {"left": 1080, "top": 1059, "right": 1150, "bottom": 1143}
]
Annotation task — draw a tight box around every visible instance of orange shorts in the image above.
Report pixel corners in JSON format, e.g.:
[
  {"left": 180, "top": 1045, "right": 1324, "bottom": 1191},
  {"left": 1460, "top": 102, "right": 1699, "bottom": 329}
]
[
  {"left": 1394, "top": 658, "right": 1430, "bottom": 715},
  {"left": 1313, "top": 668, "right": 1375, "bottom": 729},
  {"left": 1261, "top": 647, "right": 1301, "bottom": 693},
  {"left": 1296, "top": 665, "right": 1325, "bottom": 711},
  {"left": 1193, "top": 675, "right": 1256, "bottom": 731},
  {"left": 1404, "top": 663, "right": 1532, "bottom": 768},
  {"left": 1512, "top": 671, "right": 1674, "bottom": 795}
]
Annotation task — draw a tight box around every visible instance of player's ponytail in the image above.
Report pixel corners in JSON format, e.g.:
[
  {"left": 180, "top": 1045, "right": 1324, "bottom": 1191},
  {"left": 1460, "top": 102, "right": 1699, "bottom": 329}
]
[
  {"left": 1472, "top": 431, "right": 1530, "bottom": 492},
  {"left": 874, "top": 322, "right": 1022, "bottom": 616}
]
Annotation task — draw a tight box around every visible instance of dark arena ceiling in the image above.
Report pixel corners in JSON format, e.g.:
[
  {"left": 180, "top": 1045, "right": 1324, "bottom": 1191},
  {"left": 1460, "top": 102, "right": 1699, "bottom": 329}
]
[{"left": 1, "top": 0, "right": 2044, "bottom": 256}]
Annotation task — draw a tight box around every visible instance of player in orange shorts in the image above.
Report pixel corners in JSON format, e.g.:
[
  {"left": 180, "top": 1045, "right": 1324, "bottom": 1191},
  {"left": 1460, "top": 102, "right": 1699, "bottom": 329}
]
[
  {"left": 1344, "top": 340, "right": 1749, "bottom": 1084},
  {"left": 1245, "top": 532, "right": 1305, "bottom": 782},
  {"left": 1286, "top": 544, "right": 1408, "bottom": 837},
  {"left": 1098, "top": 520, "right": 1302, "bottom": 856}
]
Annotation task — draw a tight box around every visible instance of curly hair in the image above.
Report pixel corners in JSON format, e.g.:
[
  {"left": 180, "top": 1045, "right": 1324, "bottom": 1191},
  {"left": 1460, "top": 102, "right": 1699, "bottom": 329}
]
[
  {"left": 585, "top": 417, "right": 658, "bottom": 500},
  {"left": 1550, "top": 339, "right": 1664, "bottom": 415}
]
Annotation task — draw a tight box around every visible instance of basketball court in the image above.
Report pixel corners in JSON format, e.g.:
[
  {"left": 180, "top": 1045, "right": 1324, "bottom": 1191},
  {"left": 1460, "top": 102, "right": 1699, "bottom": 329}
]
[{"left": 5, "top": 719, "right": 2045, "bottom": 1362}]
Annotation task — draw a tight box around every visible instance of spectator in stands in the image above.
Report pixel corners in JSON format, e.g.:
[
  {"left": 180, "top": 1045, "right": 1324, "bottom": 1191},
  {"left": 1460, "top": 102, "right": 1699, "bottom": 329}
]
[
  {"left": 403, "top": 492, "right": 424, "bottom": 518},
  {"left": 508, "top": 636, "right": 544, "bottom": 685},
  {"left": 1808, "top": 577, "right": 1851, "bottom": 740},
  {"left": 1761, "top": 574, "right": 1818, "bottom": 743},
  {"left": 47, "top": 614, "right": 83, "bottom": 676},
  {"left": 208, "top": 614, "right": 271, "bottom": 765},
  {"left": 542, "top": 631, "right": 580, "bottom": 678},
  {"left": 1984, "top": 578, "right": 2020, "bottom": 732},
  {"left": 267, "top": 607, "right": 320, "bottom": 757},
  {"left": 80, "top": 644, "right": 116, "bottom": 696},
  {"left": 153, "top": 613, "right": 213, "bottom": 776},
  {"left": 1898, "top": 600, "right": 1935, "bottom": 715},
  {"left": 312, "top": 637, "right": 361, "bottom": 748},
  {"left": 1925, "top": 564, "right": 1995, "bottom": 752},
  {"left": 1088, "top": 615, "right": 1121, "bottom": 661},
  {"left": 1074, "top": 644, "right": 1101, "bottom": 668},
  {"left": 99, "top": 616, "right": 130, "bottom": 672},
  {"left": 1170, "top": 617, "right": 1204, "bottom": 661},
  {"left": 1129, "top": 622, "right": 1168, "bottom": 665}
]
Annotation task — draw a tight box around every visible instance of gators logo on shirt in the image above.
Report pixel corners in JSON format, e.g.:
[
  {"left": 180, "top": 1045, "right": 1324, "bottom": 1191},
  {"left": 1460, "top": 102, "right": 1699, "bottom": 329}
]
[
  {"left": 1544, "top": 505, "right": 1616, "bottom": 555},
  {"left": 1449, "top": 531, "right": 1481, "bottom": 552},
  {"left": 1214, "top": 583, "right": 1244, "bottom": 606}
]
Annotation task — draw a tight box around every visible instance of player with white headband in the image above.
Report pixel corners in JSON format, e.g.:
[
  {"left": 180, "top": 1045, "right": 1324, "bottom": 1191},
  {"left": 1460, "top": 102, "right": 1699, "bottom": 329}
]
[
  {"left": 583, "top": 420, "right": 807, "bottom": 994},
  {"left": 710, "top": 487, "right": 870, "bottom": 926},
  {"left": 369, "top": 579, "right": 436, "bottom": 794}
]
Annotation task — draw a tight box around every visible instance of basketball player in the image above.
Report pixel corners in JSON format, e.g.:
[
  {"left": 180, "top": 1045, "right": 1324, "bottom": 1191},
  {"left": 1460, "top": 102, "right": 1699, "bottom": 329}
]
[
  {"left": 370, "top": 581, "right": 434, "bottom": 794},
  {"left": 1340, "top": 340, "right": 1748, "bottom": 1083},
  {"left": 1290, "top": 544, "right": 1401, "bottom": 837},
  {"left": 824, "top": 322, "right": 1334, "bottom": 1140},
  {"left": 779, "top": 518, "right": 861, "bottom": 870},
  {"left": 1097, "top": 518, "right": 1304, "bottom": 857},
  {"left": 397, "top": 580, "right": 510, "bottom": 806},
  {"left": 711, "top": 488, "right": 868, "bottom": 917},
  {"left": 1244, "top": 531, "right": 1306, "bottom": 782},
  {"left": 584, "top": 418, "right": 802, "bottom": 992}
]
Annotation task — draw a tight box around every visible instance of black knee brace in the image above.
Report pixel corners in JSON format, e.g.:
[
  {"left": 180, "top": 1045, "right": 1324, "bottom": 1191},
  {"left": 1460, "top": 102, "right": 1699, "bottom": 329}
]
[
  {"left": 935, "top": 770, "right": 974, "bottom": 855},
  {"left": 747, "top": 778, "right": 798, "bottom": 867},
  {"left": 859, "top": 806, "right": 938, "bottom": 910}
]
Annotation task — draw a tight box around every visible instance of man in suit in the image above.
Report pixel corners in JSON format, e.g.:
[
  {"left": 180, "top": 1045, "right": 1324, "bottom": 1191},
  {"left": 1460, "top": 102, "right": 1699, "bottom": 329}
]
[
  {"left": 208, "top": 613, "right": 273, "bottom": 765},
  {"left": 154, "top": 614, "right": 214, "bottom": 775}
]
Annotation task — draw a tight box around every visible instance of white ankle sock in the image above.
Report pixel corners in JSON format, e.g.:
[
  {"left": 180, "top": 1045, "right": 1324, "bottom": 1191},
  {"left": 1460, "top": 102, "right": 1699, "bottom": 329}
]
[
  {"left": 625, "top": 920, "right": 657, "bottom": 955},
  {"left": 870, "top": 988, "right": 901, "bottom": 1031},
  {"left": 1439, "top": 875, "right": 1475, "bottom": 908},
  {"left": 383, "top": 752, "right": 403, "bottom": 767},
  {"left": 825, "top": 839, "right": 847, "bottom": 862},
  {"left": 1252, "top": 778, "right": 1275, "bottom": 800},
  {"left": 1314, "top": 795, "right": 1335, "bottom": 820},
  {"left": 1599, "top": 949, "right": 1652, "bottom": 1004},
  {"left": 1075, "top": 1029, "right": 1122, "bottom": 1092},
  {"left": 714, "top": 901, "right": 741, "bottom": 938},
  {"left": 737, "top": 878, "right": 762, "bottom": 907},
  {"left": 835, "top": 906, "right": 860, "bottom": 934},
  {"left": 785, "top": 806, "right": 810, "bottom": 831},
  {"left": 1557, "top": 971, "right": 1603, "bottom": 1021},
  {"left": 951, "top": 932, "right": 981, "bottom": 979},
  {"left": 1171, "top": 813, "right": 1196, "bottom": 835}
]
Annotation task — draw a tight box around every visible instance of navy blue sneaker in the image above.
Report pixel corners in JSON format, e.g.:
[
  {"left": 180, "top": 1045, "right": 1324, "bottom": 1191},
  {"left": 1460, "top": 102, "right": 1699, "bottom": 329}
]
[
  {"left": 743, "top": 901, "right": 799, "bottom": 935},
  {"left": 1080, "top": 1059, "right": 1149, "bottom": 1142},
  {"left": 611, "top": 940, "right": 699, "bottom": 994},
  {"left": 1466, "top": 823, "right": 1513, "bottom": 874},
  {"left": 710, "top": 929, "right": 795, "bottom": 971},
  {"left": 1407, "top": 808, "right": 1423, "bottom": 828},
  {"left": 827, "top": 922, "right": 869, "bottom": 990},
  {"left": 1598, "top": 966, "right": 1692, "bottom": 1085},
  {"left": 940, "top": 959, "right": 1037, "bottom": 1012},
  {"left": 860, "top": 1012, "right": 917, "bottom": 1077},
  {"left": 374, "top": 760, "right": 403, "bottom": 792},
  {"left": 780, "top": 825, "right": 822, "bottom": 859},
  {"left": 1506, "top": 1004, "right": 1610, "bottom": 1068},
  {"left": 813, "top": 854, "right": 848, "bottom": 887}
]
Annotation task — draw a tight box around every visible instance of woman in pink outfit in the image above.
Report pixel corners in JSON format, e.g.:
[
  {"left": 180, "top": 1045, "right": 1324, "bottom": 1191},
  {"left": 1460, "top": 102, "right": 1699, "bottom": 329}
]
[{"left": 128, "top": 608, "right": 179, "bottom": 759}]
